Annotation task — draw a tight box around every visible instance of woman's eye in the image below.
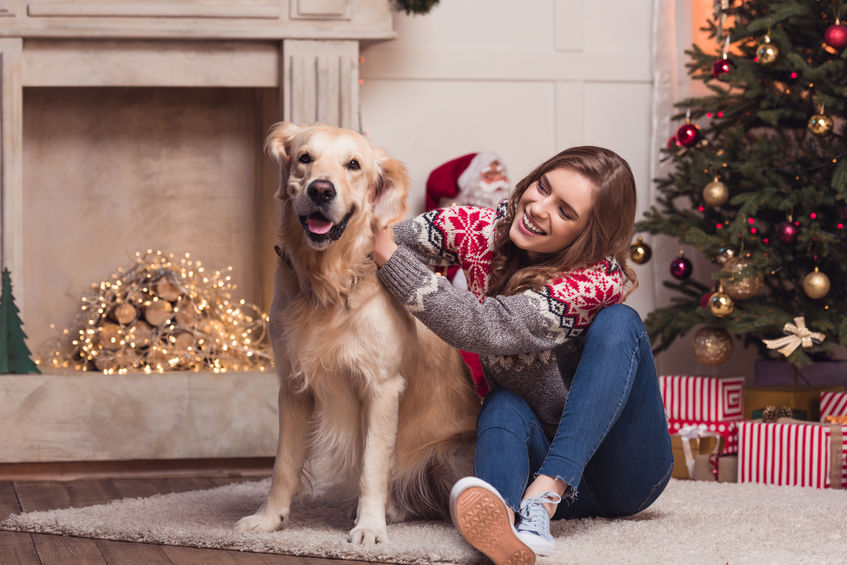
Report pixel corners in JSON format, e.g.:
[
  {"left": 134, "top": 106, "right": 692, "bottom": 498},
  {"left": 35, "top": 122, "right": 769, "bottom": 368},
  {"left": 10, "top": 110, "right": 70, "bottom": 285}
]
[
  {"left": 536, "top": 181, "right": 548, "bottom": 195},
  {"left": 559, "top": 207, "right": 573, "bottom": 220},
  {"left": 348, "top": 159, "right": 360, "bottom": 170},
  {"left": 298, "top": 153, "right": 312, "bottom": 164}
]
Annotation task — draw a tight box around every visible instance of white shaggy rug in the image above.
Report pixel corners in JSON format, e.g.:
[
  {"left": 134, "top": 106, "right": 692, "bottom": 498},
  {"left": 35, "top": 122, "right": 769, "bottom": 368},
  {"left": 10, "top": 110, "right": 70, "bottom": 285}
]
[{"left": 2, "top": 478, "right": 846, "bottom": 564}]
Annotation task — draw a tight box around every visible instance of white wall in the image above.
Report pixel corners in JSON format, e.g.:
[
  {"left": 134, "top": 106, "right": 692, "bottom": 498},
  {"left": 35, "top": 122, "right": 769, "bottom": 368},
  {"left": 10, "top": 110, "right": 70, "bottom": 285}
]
[{"left": 359, "top": 0, "right": 656, "bottom": 316}]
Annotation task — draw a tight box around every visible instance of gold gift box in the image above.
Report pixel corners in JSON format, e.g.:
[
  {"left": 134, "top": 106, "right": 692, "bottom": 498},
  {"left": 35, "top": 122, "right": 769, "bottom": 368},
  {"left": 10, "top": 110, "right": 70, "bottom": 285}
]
[{"left": 743, "top": 385, "right": 844, "bottom": 421}]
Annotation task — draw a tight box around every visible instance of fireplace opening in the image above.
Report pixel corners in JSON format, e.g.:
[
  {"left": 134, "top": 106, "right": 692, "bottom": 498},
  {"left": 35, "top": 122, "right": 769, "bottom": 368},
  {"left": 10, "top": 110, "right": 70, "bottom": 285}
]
[{"left": 22, "top": 86, "right": 280, "bottom": 364}]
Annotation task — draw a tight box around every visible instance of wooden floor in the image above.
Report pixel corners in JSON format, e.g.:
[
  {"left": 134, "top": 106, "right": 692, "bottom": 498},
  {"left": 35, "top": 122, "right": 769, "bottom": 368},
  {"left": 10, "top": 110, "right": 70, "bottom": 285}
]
[{"left": 0, "top": 473, "right": 377, "bottom": 565}]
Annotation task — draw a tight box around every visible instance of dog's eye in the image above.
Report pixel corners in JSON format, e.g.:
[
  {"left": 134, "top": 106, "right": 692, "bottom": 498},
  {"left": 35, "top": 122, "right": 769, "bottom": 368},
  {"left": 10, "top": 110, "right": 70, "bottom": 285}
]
[
  {"left": 347, "top": 159, "right": 360, "bottom": 171},
  {"left": 298, "top": 153, "right": 312, "bottom": 164}
]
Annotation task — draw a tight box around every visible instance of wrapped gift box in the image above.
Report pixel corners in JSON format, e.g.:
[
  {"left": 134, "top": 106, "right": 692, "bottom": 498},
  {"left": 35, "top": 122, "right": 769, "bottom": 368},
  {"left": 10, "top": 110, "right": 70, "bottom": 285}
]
[
  {"left": 659, "top": 375, "right": 744, "bottom": 421},
  {"left": 694, "top": 454, "right": 738, "bottom": 483},
  {"left": 668, "top": 418, "right": 738, "bottom": 454},
  {"left": 820, "top": 391, "right": 847, "bottom": 422},
  {"left": 738, "top": 420, "right": 846, "bottom": 489},
  {"left": 670, "top": 429, "right": 722, "bottom": 480},
  {"left": 744, "top": 385, "right": 844, "bottom": 421},
  {"left": 754, "top": 359, "right": 846, "bottom": 387}
]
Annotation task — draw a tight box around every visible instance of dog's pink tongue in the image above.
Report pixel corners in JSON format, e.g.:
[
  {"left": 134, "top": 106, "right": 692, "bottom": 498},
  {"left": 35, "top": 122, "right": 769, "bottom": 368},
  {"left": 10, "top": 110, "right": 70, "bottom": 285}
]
[{"left": 306, "top": 217, "right": 334, "bottom": 235}]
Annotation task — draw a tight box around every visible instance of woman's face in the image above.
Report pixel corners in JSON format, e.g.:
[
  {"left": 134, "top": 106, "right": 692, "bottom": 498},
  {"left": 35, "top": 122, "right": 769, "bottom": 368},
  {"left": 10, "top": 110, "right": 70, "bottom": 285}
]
[{"left": 508, "top": 166, "right": 595, "bottom": 259}]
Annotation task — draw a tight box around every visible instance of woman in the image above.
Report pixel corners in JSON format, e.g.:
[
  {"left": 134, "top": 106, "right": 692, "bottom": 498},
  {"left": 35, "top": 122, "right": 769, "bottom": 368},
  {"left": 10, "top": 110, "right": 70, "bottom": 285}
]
[{"left": 371, "top": 146, "right": 673, "bottom": 565}]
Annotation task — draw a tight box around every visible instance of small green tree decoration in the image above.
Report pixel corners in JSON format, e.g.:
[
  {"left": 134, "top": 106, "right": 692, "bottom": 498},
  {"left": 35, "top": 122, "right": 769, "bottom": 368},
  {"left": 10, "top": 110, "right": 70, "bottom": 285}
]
[{"left": 0, "top": 267, "right": 41, "bottom": 374}]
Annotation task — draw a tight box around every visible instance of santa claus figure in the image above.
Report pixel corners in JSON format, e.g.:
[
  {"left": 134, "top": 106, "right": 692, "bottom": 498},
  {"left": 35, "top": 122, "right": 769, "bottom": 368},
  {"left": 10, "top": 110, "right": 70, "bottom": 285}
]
[{"left": 425, "top": 151, "right": 510, "bottom": 211}]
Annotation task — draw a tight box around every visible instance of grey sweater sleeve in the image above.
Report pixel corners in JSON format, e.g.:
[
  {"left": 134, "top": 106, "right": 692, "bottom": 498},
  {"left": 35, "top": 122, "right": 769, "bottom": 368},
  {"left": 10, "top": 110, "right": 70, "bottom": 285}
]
[{"left": 377, "top": 245, "right": 583, "bottom": 356}]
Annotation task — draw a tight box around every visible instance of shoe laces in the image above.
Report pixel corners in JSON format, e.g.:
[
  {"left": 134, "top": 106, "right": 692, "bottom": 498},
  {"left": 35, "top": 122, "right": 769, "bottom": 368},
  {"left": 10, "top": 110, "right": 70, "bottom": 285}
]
[{"left": 517, "top": 491, "right": 561, "bottom": 535}]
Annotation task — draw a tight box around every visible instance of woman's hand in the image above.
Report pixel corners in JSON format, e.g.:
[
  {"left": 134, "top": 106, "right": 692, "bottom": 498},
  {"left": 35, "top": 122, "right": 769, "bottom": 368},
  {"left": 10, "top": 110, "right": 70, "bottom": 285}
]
[{"left": 371, "top": 220, "right": 398, "bottom": 267}]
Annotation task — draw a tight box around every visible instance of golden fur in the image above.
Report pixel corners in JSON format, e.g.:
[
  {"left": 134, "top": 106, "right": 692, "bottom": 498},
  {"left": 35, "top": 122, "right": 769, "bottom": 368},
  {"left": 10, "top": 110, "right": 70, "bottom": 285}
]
[{"left": 235, "top": 123, "right": 480, "bottom": 544}]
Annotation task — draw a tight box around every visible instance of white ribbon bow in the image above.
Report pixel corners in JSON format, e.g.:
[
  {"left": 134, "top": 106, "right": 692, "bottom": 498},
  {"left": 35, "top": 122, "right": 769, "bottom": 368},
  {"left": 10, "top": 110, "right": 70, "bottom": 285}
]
[
  {"left": 762, "top": 316, "right": 825, "bottom": 358},
  {"left": 677, "top": 424, "right": 720, "bottom": 479}
]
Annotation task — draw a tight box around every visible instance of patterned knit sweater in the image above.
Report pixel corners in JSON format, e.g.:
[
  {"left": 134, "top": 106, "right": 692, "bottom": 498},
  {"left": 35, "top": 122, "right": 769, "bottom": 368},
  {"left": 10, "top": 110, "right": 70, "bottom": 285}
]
[{"left": 377, "top": 202, "right": 626, "bottom": 436}]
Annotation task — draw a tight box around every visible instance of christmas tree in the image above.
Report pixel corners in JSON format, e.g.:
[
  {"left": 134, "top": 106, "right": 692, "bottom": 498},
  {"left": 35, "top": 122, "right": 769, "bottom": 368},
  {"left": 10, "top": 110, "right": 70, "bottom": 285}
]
[
  {"left": 636, "top": 0, "right": 847, "bottom": 367},
  {"left": 0, "top": 267, "right": 41, "bottom": 374}
]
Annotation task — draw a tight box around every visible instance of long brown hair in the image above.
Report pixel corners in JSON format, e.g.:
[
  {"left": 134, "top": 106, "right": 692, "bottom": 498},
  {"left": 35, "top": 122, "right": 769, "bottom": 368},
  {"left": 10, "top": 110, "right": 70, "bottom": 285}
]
[{"left": 486, "top": 146, "right": 638, "bottom": 298}]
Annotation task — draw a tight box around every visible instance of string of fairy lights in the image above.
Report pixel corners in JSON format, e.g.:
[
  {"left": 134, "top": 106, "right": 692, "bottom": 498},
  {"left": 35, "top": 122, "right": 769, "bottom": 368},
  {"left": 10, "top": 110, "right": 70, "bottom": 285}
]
[{"left": 45, "top": 250, "right": 272, "bottom": 374}]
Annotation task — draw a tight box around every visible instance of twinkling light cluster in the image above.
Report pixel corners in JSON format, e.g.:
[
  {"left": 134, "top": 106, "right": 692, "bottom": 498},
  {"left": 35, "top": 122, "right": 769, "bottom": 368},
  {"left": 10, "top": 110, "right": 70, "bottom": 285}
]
[{"left": 46, "top": 250, "right": 272, "bottom": 374}]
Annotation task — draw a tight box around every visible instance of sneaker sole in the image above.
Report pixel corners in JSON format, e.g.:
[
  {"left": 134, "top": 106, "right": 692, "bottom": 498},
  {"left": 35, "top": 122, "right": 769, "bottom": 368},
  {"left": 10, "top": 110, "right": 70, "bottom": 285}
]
[{"left": 454, "top": 486, "right": 536, "bottom": 565}]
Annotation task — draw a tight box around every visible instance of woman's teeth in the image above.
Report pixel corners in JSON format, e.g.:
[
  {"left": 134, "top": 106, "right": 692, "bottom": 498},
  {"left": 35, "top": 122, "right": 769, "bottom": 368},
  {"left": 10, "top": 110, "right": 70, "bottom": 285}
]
[{"left": 522, "top": 212, "right": 546, "bottom": 235}]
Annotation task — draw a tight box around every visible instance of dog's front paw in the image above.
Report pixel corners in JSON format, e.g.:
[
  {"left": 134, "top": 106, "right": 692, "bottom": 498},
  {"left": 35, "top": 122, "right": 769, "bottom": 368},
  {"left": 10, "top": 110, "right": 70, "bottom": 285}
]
[
  {"left": 235, "top": 511, "right": 285, "bottom": 533},
  {"left": 348, "top": 520, "right": 389, "bottom": 544}
]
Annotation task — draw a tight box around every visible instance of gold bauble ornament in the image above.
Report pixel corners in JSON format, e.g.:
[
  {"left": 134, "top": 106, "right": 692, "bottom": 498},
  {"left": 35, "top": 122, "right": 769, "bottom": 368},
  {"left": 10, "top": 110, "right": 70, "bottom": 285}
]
[
  {"left": 808, "top": 113, "right": 834, "bottom": 136},
  {"left": 713, "top": 247, "right": 736, "bottom": 265},
  {"left": 721, "top": 256, "right": 763, "bottom": 300},
  {"left": 691, "top": 326, "right": 734, "bottom": 366},
  {"left": 703, "top": 176, "right": 729, "bottom": 206},
  {"left": 629, "top": 236, "right": 652, "bottom": 264},
  {"left": 755, "top": 35, "right": 779, "bottom": 64},
  {"left": 802, "top": 267, "right": 830, "bottom": 299},
  {"left": 709, "top": 289, "right": 735, "bottom": 317}
]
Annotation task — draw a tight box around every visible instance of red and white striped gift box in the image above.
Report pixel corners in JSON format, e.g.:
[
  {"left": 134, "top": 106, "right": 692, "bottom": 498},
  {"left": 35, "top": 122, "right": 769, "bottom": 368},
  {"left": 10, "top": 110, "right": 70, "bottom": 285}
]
[
  {"left": 659, "top": 375, "right": 745, "bottom": 421},
  {"left": 820, "top": 391, "right": 847, "bottom": 421},
  {"left": 738, "top": 420, "right": 847, "bottom": 489}
]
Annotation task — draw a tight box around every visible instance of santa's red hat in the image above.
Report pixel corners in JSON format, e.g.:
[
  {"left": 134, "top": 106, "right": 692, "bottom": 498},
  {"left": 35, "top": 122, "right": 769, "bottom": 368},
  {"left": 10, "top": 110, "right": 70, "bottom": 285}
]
[{"left": 425, "top": 152, "right": 509, "bottom": 211}]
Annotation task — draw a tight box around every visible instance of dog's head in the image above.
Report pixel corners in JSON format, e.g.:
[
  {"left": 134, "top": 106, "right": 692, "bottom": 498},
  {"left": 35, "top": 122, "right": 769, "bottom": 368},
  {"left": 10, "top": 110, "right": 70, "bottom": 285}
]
[{"left": 266, "top": 122, "right": 409, "bottom": 251}]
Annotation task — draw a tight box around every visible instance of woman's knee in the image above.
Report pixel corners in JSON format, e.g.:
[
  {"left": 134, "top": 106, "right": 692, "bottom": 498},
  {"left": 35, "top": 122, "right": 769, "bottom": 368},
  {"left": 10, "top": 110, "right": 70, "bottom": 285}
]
[
  {"left": 587, "top": 304, "right": 645, "bottom": 348},
  {"left": 477, "top": 388, "right": 536, "bottom": 431}
]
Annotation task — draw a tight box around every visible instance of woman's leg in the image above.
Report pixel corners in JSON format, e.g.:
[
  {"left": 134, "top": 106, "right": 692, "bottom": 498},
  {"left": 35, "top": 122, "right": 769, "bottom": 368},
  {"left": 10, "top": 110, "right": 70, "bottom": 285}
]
[
  {"left": 536, "top": 304, "right": 673, "bottom": 519},
  {"left": 449, "top": 388, "right": 550, "bottom": 564},
  {"left": 474, "top": 387, "right": 551, "bottom": 512}
]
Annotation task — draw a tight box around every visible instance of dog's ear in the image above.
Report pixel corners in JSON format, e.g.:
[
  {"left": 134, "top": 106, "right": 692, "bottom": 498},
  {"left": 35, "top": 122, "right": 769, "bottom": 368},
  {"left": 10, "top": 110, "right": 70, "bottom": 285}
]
[
  {"left": 373, "top": 153, "right": 410, "bottom": 227},
  {"left": 265, "top": 122, "right": 301, "bottom": 164},
  {"left": 265, "top": 122, "right": 302, "bottom": 200}
]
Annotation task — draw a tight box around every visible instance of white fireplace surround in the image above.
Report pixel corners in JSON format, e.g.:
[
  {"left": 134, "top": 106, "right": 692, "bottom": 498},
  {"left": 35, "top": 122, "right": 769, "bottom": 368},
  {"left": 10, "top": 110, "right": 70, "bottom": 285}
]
[{"left": 0, "top": 0, "right": 396, "bottom": 463}]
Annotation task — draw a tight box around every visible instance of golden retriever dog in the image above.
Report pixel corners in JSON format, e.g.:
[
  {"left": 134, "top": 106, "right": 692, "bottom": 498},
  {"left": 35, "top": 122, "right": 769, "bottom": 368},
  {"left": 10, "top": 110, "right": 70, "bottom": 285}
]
[{"left": 236, "top": 122, "right": 480, "bottom": 544}]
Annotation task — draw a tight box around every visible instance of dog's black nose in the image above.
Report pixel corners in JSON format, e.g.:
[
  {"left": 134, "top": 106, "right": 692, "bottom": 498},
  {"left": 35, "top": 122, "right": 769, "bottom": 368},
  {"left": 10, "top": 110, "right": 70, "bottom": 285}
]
[{"left": 307, "top": 180, "right": 336, "bottom": 204}]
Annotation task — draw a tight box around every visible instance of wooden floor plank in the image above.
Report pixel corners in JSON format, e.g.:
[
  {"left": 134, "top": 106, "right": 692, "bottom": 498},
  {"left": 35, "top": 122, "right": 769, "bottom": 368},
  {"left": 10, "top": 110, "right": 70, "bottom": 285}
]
[
  {"left": 162, "top": 545, "right": 240, "bottom": 565},
  {"left": 95, "top": 539, "right": 174, "bottom": 564},
  {"left": 0, "top": 531, "right": 41, "bottom": 565},
  {"left": 32, "top": 533, "right": 106, "bottom": 565},
  {"left": 1, "top": 481, "right": 22, "bottom": 519},
  {"left": 13, "top": 482, "right": 73, "bottom": 513},
  {"left": 14, "top": 479, "right": 122, "bottom": 513}
]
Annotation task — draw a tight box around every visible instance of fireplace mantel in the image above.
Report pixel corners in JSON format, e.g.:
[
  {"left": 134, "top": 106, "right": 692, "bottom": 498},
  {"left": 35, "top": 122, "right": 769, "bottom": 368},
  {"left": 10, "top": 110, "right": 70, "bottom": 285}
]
[
  {"left": 0, "top": 0, "right": 395, "bottom": 309},
  {"left": 0, "top": 1, "right": 396, "bottom": 463}
]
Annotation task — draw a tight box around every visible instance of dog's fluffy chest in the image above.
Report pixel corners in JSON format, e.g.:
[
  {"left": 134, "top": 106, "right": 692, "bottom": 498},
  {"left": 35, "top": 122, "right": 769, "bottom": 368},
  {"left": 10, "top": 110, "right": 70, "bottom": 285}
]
[{"left": 283, "top": 281, "right": 412, "bottom": 391}]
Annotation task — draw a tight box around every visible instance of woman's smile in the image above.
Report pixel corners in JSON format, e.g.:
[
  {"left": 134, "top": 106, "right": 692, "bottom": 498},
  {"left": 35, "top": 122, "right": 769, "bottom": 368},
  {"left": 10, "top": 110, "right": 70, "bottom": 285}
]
[{"left": 520, "top": 211, "right": 547, "bottom": 236}]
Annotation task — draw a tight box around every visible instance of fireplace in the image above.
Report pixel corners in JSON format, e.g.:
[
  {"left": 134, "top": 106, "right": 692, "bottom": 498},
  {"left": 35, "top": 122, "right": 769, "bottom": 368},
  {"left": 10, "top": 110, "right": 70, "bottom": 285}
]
[{"left": 0, "top": 0, "right": 396, "bottom": 462}]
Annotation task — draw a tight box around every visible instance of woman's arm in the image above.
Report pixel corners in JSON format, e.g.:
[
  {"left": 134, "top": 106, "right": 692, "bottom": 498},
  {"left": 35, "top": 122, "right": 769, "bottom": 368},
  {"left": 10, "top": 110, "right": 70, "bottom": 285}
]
[
  {"left": 376, "top": 244, "right": 623, "bottom": 356},
  {"left": 378, "top": 205, "right": 501, "bottom": 269}
]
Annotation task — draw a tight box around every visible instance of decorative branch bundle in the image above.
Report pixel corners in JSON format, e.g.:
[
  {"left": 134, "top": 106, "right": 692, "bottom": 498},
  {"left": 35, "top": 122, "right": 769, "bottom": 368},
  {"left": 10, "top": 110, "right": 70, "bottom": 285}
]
[{"left": 47, "top": 250, "right": 272, "bottom": 374}]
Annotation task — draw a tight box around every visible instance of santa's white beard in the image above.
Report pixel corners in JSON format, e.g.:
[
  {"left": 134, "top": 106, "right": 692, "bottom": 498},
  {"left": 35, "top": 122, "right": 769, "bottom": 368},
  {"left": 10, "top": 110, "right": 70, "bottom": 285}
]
[{"left": 479, "top": 178, "right": 510, "bottom": 193}]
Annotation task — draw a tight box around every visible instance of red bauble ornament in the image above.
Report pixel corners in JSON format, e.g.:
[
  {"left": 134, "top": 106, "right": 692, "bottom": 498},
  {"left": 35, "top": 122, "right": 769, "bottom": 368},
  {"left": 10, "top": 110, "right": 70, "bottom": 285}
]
[
  {"left": 667, "top": 135, "right": 681, "bottom": 149},
  {"left": 825, "top": 22, "right": 847, "bottom": 50},
  {"left": 712, "top": 57, "right": 733, "bottom": 79},
  {"left": 776, "top": 222, "right": 799, "bottom": 244},
  {"left": 676, "top": 123, "right": 701, "bottom": 147},
  {"left": 670, "top": 255, "right": 693, "bottom": 280}
]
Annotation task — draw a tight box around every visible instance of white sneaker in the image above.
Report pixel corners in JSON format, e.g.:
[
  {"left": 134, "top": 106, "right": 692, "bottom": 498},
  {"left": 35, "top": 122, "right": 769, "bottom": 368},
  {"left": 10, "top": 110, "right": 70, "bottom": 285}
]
[
  {"left": 449, "top": 477, "right": 536, "bottom": 565},
  {"left": 515, "top": 491, "right": 561, "bottom": 556}
]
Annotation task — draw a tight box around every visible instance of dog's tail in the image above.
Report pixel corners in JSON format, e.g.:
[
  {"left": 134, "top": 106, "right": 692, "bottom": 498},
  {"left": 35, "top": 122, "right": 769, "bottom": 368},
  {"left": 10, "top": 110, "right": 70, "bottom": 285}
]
[{"left": 391, "top": 436, "right": 475, "bottom": 521}]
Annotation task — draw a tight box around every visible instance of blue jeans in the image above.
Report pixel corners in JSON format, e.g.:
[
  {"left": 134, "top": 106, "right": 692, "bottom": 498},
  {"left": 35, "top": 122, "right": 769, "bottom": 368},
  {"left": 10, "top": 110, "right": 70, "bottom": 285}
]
[{"left": 474, "top": 304, "right": 673, "bottom": 519}]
